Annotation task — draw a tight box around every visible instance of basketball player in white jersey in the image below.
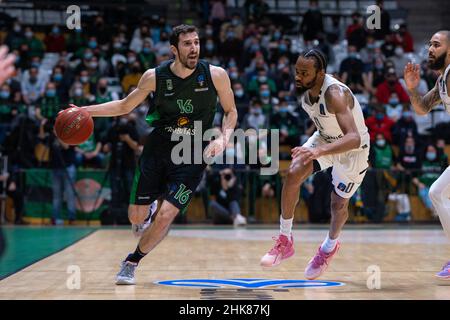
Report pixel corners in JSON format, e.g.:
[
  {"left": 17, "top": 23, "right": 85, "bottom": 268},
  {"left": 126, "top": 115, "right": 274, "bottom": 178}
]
[
  {"left": 404, "top": 30, "right": 450, "bottom": 279},
  {"left": 260, "top": 49, "right": 370, "bottom": 280}
]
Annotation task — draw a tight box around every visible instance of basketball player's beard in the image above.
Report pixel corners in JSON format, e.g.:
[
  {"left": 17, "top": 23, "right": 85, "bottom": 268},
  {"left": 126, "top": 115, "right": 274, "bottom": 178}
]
[
  {"left": 180, "top": 55, "right": 198, "bottom": 70},
  {"left": 295, "top": 76, "right": 317, "bottom": 97},
  {"left": 428, "top": 51, "right": 446, "bottom": 70}
]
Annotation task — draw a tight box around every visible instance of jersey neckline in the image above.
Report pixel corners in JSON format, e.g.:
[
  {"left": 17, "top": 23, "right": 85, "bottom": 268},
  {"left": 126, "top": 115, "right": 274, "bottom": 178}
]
[{"left": 166, "top": 59, "right": 200, "bottom": 81}]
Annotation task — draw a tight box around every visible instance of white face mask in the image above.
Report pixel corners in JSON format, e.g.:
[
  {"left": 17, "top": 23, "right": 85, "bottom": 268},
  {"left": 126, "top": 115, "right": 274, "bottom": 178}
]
[{"left": 74, "top": 88, "right": 83, "bottom": 96}]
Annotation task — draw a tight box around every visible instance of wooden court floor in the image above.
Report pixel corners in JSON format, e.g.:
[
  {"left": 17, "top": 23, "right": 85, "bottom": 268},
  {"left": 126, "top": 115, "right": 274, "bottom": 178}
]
[{"left": 0, "top": 227, "right": 449, "bottom": 300}]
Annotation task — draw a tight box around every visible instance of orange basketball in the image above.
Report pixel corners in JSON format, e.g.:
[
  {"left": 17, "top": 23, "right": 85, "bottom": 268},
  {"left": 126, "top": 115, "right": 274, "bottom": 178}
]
[{"left": 54, "top": 106, "right": 94, "bottom": 145}]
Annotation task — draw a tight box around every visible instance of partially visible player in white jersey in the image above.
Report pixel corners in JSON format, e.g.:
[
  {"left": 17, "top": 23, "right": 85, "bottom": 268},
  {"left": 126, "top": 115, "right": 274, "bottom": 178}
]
[
  {"left": 404, "top": 30, "right": 450, "bottom": 280},
  {"left": 260, "top": 49, "right": 370, "bottom": 280}
]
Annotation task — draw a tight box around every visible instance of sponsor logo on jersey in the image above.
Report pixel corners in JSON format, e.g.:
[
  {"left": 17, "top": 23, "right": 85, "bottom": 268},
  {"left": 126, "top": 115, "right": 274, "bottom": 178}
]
[
  {"left": 166, "top": 79, "right": 173, "bottom": 91},
  {"left": 177, "top": 117, "right": 190, "bottom": 127}
]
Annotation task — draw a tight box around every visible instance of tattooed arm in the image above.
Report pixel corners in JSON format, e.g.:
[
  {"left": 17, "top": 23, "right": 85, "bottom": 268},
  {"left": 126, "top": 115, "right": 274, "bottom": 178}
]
[{"left": 404, "top": 62, "right": 442, "bottom": 115}]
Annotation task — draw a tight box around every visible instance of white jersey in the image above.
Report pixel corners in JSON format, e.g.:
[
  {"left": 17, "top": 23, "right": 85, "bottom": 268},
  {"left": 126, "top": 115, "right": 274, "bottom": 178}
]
[
  {"left": 437, "top": 64, "right": 450, "bottom": 114},
  {"left": 300, "top": 74, "right": 370, "bottom": 149}
]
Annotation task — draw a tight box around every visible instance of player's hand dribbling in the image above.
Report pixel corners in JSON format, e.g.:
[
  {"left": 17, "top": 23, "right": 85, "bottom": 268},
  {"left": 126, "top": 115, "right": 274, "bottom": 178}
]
[
  {"left": 204, "top": 135, "right": 227, "bottom": 158},
  {"left": 404, "top": 62, "right": 421, "bottom": 91}
]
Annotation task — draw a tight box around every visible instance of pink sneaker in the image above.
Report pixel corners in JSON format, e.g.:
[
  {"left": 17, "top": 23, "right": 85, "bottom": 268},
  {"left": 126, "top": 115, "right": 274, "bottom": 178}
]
[
  {"left": 435, "top": 261, "right": 450, "bottom": 279},
  {"left": 260, "top": 234, "right": 295, "bottom": 267},
  {"left": 304, "top": 241, "right": 340, "bottom": 280}
]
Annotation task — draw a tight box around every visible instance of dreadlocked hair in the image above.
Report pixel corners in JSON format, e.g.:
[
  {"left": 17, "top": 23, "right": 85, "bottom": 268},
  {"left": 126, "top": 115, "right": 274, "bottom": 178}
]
[{"left": 300, "top": 48, "right": 328, "bottom": 72}]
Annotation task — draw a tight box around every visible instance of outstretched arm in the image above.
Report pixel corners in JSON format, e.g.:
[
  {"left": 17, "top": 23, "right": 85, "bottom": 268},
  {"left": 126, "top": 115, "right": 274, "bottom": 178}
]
[
  {"left": 82, "top": 69, "right": 155, "bottom": 117},
  {"left": 404, "top": 62, "right": 441, "bottom": 115},
  {"left": 205, "top": 65, "right": 238, "bottom": 157},
  {"left": 0, "top": 46, "right": 15, "bottom": 86}
]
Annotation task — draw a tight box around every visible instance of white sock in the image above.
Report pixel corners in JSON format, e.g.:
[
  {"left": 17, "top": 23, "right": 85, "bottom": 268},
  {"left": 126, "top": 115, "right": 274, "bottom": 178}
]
[
  {"left": 320, "top": 233, "right": 338, "bottom": 253},
  {"left": 280, "top": 216, "right": 293, "bottom": 237}
]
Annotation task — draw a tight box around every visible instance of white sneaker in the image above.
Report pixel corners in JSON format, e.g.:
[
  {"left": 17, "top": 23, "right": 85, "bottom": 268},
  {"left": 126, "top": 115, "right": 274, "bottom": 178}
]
[
  {"left": 233, "top": 213, "right": 247, "bottom": 226},
  {"left": 132, "top": 200, "right": 158, "bottom": 238},
  {"left": 116, "top": 261, "right": 137, "bottom": 285}
]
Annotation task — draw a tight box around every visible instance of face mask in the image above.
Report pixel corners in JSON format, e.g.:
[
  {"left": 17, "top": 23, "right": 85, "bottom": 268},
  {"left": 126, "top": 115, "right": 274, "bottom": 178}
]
[
  {"left": 25, "top": 31, "right": 33, "bottom": 38},
  {"left": 279, "top": 106, "right": 288, "bottom": 113},
  {"left": 348, "top": 52, "right": 358, "bottom": 59},
  {"left": 90, "top": 62, "right": 98, "bottom": 69},
  {"left": 258, "top": 76, "right": 267, "bottom": 83},
  {"left": 250, "top": 44, "right": 260, "bottom": 52},
  {"left": 52, "top": 27, "right": 60, "bottom": 34},
  {"left": 128, "top": 56, "right": 136, "bottom": 64},
  {"left": 226, "top": 31, "right": 235, "bottom": 39},
  {"left": 14, "top": 25, "right": 21, "bottom": 33},
  {"left": 426, "top": 152, "right": 437, "bottom": 161},
  {"left": 395, "top": 48, "right": 404, "bottom": 56},
  {"left": 88, "top": 41, "right": 97, "bottom": 49},
  {"left": 84, "top": 52, "right": 93, "bottom": 60},
  {"left": 403, "top": 111, "right": 413, "bottom": 119},
  {"left": 230, "top": 72, "right": 238, "bottom": 80},
  {"left": 273, "top": 31, "right": 281, "bottom": 40},
  {"left": 206, "top": 29, "right": 213, "bottom": 36},
  {"left": 235, "top": 89, "right": 244, "bottom": 98},
  {"left": 260, "top": 90, "right": 270, "bottom": 98},
  {"left": 0, "top": 91, "right": 10, "bottom": 99},
  {"left": 80, "top": 76, "right": 89, "bottom": 83},
  {"left": 54, "top": 73, "right": 63, "bottom": 82},
  {"left": 142, "top": 47, "right": 151, "bottom": 54},
  {"left": 113, "top": 42, "right": 122, "bottom": 49},
  {"left": 389, "top": 97, "right": 399, "bottom": 105},
  {"left": 252, "top": 108, "right": 262, "bottom": 115},
  {"left": 231, "top": 19, "right": 240, "bottom": 26},
  {"left": 279, "top": 44, "right": 287, "bottom": 52},
  {"left": 46, "top": 89, "right": 56, "bottom": 97},
  {"left": 367, "top": 44, "right": 376, "bottom": 49},
  {"left": 375, "top": 114, "right": 384, "bottom": 121},
  {"left": 74, "top": 88, "right": 83, "bottom": 97},
  {"left": 206, "top": 43, "right": 214, "bottom": 51},
  {"left": 31, "top": 62, "right": 40, "bottom": 69},
  {"left": 376, "top": 139, "right": 386, "bottom": 147},
  {"left": 405, "top": 145, "right": 414, "bottom": 153}
]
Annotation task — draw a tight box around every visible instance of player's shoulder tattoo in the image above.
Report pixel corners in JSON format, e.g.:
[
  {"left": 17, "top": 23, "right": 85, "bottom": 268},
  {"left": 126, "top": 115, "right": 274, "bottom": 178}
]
[{"left": 325, "top": 84, "right": 354, "bottom": 112}]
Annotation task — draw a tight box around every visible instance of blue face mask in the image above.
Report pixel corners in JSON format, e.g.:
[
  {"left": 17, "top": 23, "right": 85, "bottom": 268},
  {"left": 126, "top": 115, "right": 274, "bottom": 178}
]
[
  {"left": 403, "top": 111, "right": 413, "bottom": 118},
  {"left": 273, "top": 32, "right": 281, "bottom": 40},
  {"left": 52, "top": 27, "right": 60, "bottom": 34},
  {"left": 31, "top": 62, "right": 40, "bottom": 69},
  {"left": 426, "top": 152, "right": 437, "bottom": 161},
  {"left": 84, "top": 52, "right": 93, "bottom": 60},
  {"left": 389, "top": 98, "right": 399, "bottom": 105},
  {"left": 376, "top": 139, "right": 386, "bottom": 147},
  {"left": 0, "top": 91, "right": 10, "bottom": 99},
  {"left": 260, "top": 90, "right": 270, "bottom": 98},
  {"left": 279, "top": 106, "right": 288, "bottom": 113},
  {"left": 206, "top": 43, "right": 214, "bottom": 51},
  {"left": 279, "top": 44, "right": 287, "bottom": 52},
  {"left": 235, "top": 89, "right": 244, "bottom": 98},
  {"left": 46, "top": 89, "right": 56, "bottom": 97},
  {"left": 142, "top": 47, "right": 151, "bottom": 54},
  {"left": 88, "top": 41, "right": 97, "bottom": 49},
  {"left": 54, "top": 74, "right": 63, "bottom": 82},
  {"left": 375, "top": 114, "right": 384, "bottom": 121}
]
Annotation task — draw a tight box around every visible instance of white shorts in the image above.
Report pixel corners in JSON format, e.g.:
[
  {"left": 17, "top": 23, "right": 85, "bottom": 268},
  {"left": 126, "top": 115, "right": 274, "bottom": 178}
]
[{"left": 303, "top": 132, "right": 370, "bottom": 199}]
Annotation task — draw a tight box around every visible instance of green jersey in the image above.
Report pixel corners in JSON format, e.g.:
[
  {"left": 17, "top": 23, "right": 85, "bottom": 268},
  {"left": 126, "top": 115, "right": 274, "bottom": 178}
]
[{"left": 146, "top": 59, "right": 218, "bottom": 140}]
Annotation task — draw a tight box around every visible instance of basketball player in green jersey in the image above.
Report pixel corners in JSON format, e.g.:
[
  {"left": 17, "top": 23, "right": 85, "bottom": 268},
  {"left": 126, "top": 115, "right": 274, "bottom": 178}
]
[{"left": 79, "top": 25, "right": 238, "bottom": 284}]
